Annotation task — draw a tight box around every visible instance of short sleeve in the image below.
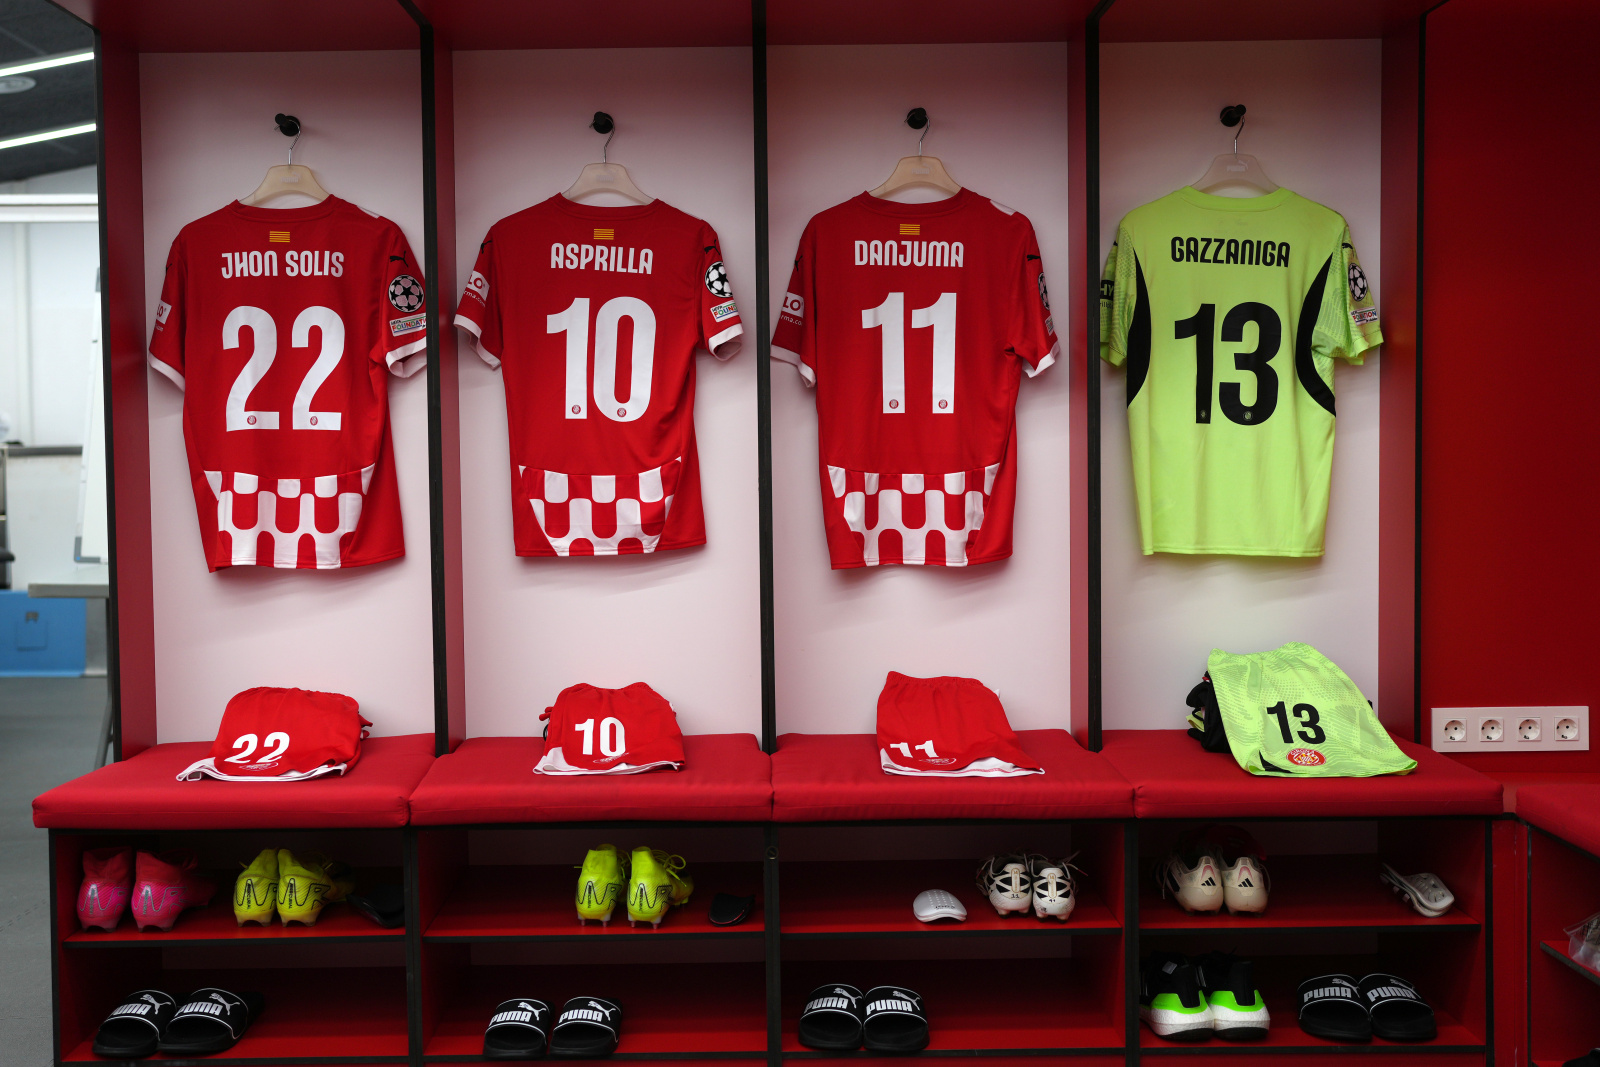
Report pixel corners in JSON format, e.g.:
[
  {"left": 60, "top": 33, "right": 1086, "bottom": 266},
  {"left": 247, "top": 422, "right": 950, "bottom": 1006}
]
[
  {"left": 698, "top": 225, "right": 743, "bottom": 360},
  {"left": 1008, "top": 219, "right": 1059, "bottom": 378},
  {"left": 453, "top": 230, "right": 502, "bottom": 369},
  {"left": 1098, "top": 221, "right": 1135, "bottom": 367},
  {"left": 1315, "top": 224, "right": 1383, "bottom": 365},
  {"left": 771, "top": 222, "right": 816, "bottom": 386},
  {"left": 377, "top": 226, "right": 428, "bottom": 378},
  {"left": 147, "top": 236, "right": 187, "bottom": 390}
]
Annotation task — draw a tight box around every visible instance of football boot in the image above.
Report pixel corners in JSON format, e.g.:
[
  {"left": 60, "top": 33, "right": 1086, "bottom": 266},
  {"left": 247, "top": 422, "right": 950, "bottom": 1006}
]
[
  {"left": 77, "top": 846, "right": 133, "bottom": 932},
  {"left": 976, "top": 853, "right": 1033, "bottom": 916},
  {"left": 1200, "top": 825, "right": 1270, "bottom": 915},
  {"left": 651, "top": 850, "right": 694, "bottom": 907},
  {"left": 576, "top": 844, "right": 627, "bottom": 926},
  {"left": 626, "top": 846, "right": 676, "bottom": 927},
  {"left": 131, "top": 849, "right": 216, "bottom": 932},
  {"left": 233, "top": 848, "right": 279, "bottom": 926},
  {"left": 1027, "top": 852, "right": 1083, "bottom": 922},
  {"left": 1156, "top": 851, "right": 1223, "bottom": 913},
  {"left": 275, "top": 849, "right": 354, "bottom": 926}
]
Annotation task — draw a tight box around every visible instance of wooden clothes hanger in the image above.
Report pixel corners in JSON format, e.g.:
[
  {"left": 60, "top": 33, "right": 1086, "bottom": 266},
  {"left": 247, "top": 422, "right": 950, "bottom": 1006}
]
[
  {"left": 870, "top": 109, "right": 961, "bottom": 199},
  {"left": 1193, "top": 106, "right": 1278, "bottom": 195},
  {"left": 241, "top": 115, "right": 331, "bottom": 206},
  {"left": 563, "top": 112, "right": 653, "bottom": 205}
]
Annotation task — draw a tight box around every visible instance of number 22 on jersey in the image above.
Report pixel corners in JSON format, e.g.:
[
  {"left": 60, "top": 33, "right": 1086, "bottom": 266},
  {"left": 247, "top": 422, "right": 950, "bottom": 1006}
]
[{"left": 223, "top": 305, "right": 346, "bottom": 431}]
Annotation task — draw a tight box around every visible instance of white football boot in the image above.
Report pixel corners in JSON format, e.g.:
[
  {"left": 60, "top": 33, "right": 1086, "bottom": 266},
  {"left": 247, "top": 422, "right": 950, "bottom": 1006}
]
[
  {"left": 1221, "top": 853, "right": 1269, "bottom": 915},
  {"left": 976, "top": 853, "right": 1033, "bottom": 916},
  {"left": 1158, "top": 851, "right": 1224, "bottom": 913},
  {"left": 1027, "top": 853, "right": 1081, "bottom": 922}
]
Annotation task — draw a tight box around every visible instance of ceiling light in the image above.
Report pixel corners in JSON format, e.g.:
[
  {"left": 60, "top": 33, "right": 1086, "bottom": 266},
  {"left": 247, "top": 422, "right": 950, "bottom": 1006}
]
[
  {"left": 0, "top": 123, "right": 96, "bottom": 152},
  {"left": 0, "top": 50, "right": 94, "bottom": 79},
  {"left": 0, "top": 76, "right": 36, "bottom": 94}
]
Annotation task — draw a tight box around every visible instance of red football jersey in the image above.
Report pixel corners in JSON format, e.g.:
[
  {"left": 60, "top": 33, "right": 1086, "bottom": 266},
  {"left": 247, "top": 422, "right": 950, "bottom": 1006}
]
[
  {"left": 536, "top": 682, "right": 686, "bottom": 775},
  {"left": 149, "top": 197, "right": 426, "bottom": 571},
  {"left": 176, "top": 686, "right": 372, "bottom": 782},
  {"left": 455, "top": 196, "right": 742, "bottom": 557},
  {"left": 773, "top": 190, "right": 1057, "bottom": 568}
]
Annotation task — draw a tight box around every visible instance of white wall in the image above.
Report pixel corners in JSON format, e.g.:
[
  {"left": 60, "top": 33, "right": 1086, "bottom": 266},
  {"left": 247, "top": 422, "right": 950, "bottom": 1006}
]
[
  {"left": 1098, "top": 40, "right": 1384, "bottom": 729},
  {"left": 139, "top": 52, "right": 436, "bottom": 742},
  {"left": 767, "top": 44, "right": 1074, "bottom": 736},
  {"left": 452, "top": 49, "right": 762, "bottom": 738}
]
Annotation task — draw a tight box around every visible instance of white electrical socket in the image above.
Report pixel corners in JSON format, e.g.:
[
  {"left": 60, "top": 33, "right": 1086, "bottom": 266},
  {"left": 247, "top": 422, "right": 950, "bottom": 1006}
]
[{"left": 1432, "top": 707, "right": 1588, "bottom": 752}]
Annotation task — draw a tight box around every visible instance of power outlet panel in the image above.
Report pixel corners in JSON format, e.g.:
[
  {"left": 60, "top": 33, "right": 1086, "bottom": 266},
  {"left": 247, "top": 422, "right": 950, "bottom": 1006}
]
[{"left": 1432, "top": 706, "right": 1589, "bottom": 752}]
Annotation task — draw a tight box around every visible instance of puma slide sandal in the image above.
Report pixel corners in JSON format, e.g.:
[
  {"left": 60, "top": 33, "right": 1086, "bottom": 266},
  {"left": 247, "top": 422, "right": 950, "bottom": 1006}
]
[
  {"left": 156, "top": 988, "right": 263, "bottom": 1055},
  {"left": 798, "top": 983, "right": 865, "bottom": 1050},
  {"left": 91, "top": 990, "right": 178, "bottom": 1058},
  {"left": 862, "top": 985, "right": 929, "bottom": 1053},
  {"left": 484, "top": 998, "right": 553, "bottom": 1060}
]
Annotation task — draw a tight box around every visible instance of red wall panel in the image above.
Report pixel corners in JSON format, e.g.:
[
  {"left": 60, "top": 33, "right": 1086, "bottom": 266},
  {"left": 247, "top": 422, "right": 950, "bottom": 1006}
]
[{"left": 1422, "top": 0, "right": 1600, "bottom": 772}]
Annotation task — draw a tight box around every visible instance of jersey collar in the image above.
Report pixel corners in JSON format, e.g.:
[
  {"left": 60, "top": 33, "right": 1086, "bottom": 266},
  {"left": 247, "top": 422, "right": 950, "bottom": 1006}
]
[
  {"left": 853, "top": 188, "right": 975, "bottom": 218},
  {"left": 227, "top": 195, "right": 344, "bottom": 223},
  {"left": 1175, "top": 186, "right": 1295, "bottom": 212}
]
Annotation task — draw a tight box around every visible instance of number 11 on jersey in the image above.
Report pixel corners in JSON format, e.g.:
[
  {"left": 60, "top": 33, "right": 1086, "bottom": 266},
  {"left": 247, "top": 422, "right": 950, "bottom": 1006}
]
[{"left": 863, "top": 292, "right": 957, "bottom": 414}]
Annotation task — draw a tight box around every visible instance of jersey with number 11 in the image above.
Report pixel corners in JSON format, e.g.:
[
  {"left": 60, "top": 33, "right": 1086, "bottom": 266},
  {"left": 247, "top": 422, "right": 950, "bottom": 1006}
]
[
  {"left": 774, "top": 190, "right": 1058, "bottom": 569},
  {"left": 455, "top": 197, "right": 742, "bottom": 557},
  {"left": 149, "top": 197, "right": 428, "bottom": 571}
]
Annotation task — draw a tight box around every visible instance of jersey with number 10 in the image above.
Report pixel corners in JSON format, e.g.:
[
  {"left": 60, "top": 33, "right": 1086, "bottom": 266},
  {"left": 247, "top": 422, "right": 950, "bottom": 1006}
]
[
  {"left": 1100, "top": 187, "right": 1382, "bottom": 557},
  {"left": 774, "top": 190, "right": 1058, "bottom": 569},
  {"left": 149, "top": 197, "right": 427, "bottom": 571},
  {"left": 455, "top": 197, "right": 742, "bottom": 557}
]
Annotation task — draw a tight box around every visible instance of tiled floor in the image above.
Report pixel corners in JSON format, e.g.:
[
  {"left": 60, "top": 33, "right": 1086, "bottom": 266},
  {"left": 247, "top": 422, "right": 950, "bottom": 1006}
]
[{"left": 0, "top": 677, "right": 107, "bottom": 1066}]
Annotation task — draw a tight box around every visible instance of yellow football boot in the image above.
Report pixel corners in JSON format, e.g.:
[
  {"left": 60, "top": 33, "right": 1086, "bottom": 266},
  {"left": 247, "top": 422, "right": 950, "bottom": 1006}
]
[
  {"left": 627, "top": 846, "right": 678, "bottom": 928},
  {"left": 652, "top": 850, "right": 694, "bottom": 907},
  {"left": 575, "top": 844, "right": 627, "bottom": 926},
  {"left": 275, "top": 850, "right": 354, "bottom": 927},
  {"left": 233, "top": 849, "right": 279, "bottom": 926}
]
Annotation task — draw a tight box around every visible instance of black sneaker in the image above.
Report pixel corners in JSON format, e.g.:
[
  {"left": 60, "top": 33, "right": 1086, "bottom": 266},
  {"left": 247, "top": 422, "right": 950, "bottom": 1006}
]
[
  {"left": 1139, "top": 952, "right": 1213, "bottom": 1040},
  {"left": 1193, "top": 952, "right": 1270, "bottom": 1040}
]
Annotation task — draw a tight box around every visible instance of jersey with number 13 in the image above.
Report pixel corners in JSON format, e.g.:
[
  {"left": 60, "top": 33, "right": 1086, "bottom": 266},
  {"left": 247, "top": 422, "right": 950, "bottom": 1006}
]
[
  {"left": 774, "top": 190, "right": 1058, "bottom": 569},
  {"left": 149, "top": 197, "right": 428, "bottom": 571},
  {"left": 1100, "top": 186, "right": 1382, "bottom": 557}
]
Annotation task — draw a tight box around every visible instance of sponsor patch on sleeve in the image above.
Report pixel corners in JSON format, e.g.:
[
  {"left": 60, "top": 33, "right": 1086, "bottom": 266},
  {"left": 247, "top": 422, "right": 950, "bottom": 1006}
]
[
  {"left": 389, "top": 314, "right": 427, "bottom": 337},
  {"left": 1044, "top": 315, "right": 1056, "bottom": 336},
  {"left": 1350, "top": 306, "right": 1379, "bottom": 325},
  {"left": 781, "top": 291, "right": 804, "bottom": 324},
  {"left": 155, "top": 300, "right": 171, "bottom": 324},
  {"left": 464, "top": 270, "right": 489, "bottom": 302},
  {"left": 710, "top": 299, "right": 738, "bottom": 323}
]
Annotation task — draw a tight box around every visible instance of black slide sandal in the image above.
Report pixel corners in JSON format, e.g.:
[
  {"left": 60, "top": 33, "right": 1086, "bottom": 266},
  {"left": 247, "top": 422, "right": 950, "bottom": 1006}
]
[
  {"left": 156, "top": 988, "right": 263, "bottom": 1055},
  {"left": 798, "top": 983, "right": 865, "bottom": 1051},
  {"left": 1359, "top": 974, "right": 1436, "bottom": 1041},
  {"left": 1297, "top": 975, "right": 1371, "bottom": 1041},
  {"left": 349, "top": 883, "right": 406, "bottom": 929},
  {"left": 708, "top": 893, "right": 754, "bottom": 926},
  {"left": 549, "top": 997, "right": 622, "bottom": 1058},
  {"left": 862, "top": 986, "right": 929, "bottom": 1053},
  {"left": 484, "top": 998, "right": 553, "bottom": 1060},
  {"left": 91, "top": 990, "right": 177, "bottom": 1058}
]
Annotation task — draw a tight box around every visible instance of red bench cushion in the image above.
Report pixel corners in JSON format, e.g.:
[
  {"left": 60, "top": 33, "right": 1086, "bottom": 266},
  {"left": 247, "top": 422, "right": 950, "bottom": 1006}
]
[
  {"left": 1518, "top": 784, "right": 1600, "bottom": 857},
  {"left": 771, "top": 730, "right": 1133, "bottom": 821},
  {"left": 1100, "top": 729, "right": 1503, "bottom": 818},
  {"left": 32, "top": 733, "right": 435, "bottom": 829},
  {"left": 407, "top": 733, "right": 772, "bottom": 824}
]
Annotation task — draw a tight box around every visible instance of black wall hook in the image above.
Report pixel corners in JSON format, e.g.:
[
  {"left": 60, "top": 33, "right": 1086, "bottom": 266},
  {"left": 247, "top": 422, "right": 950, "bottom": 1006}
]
[
  {"left": 590, "top": 111, "right": 614, "bottom": 135},
  {"left": 274, "top": 113, "right": 301, "bottom": 138},
  {"left": 1220, "top": 105, "right": 1247, "bottom": 128},
  {"left": 906, "top": 107, "right": 928, "bottom": 130}
]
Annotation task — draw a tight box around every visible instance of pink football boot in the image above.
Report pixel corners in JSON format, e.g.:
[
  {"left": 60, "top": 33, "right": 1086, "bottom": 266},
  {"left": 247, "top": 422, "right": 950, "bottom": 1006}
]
[
  {"left": 131, "top": 850, "right": 216, "bottom": 932},
  {"left": 77, "top": 846, "right": 134, "bottom": 931}
]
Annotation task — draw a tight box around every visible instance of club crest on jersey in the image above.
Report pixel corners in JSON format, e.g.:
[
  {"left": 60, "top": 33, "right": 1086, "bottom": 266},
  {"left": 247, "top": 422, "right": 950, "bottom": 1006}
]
[
  {"left": 705, "top": 260, "right": 732, "bottom": 298},
  {"left": 855, "top": 239, "right": 964, "bottom": 267},
  {"left": 1286, "top": 748, "right": 1327, "bottom": 767},
  {"left": 1347, "top": 262, "right": 1369, "bottom": 301},
  {"left": 389, "top": 275, "right": 424, "bottom": 312}
]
